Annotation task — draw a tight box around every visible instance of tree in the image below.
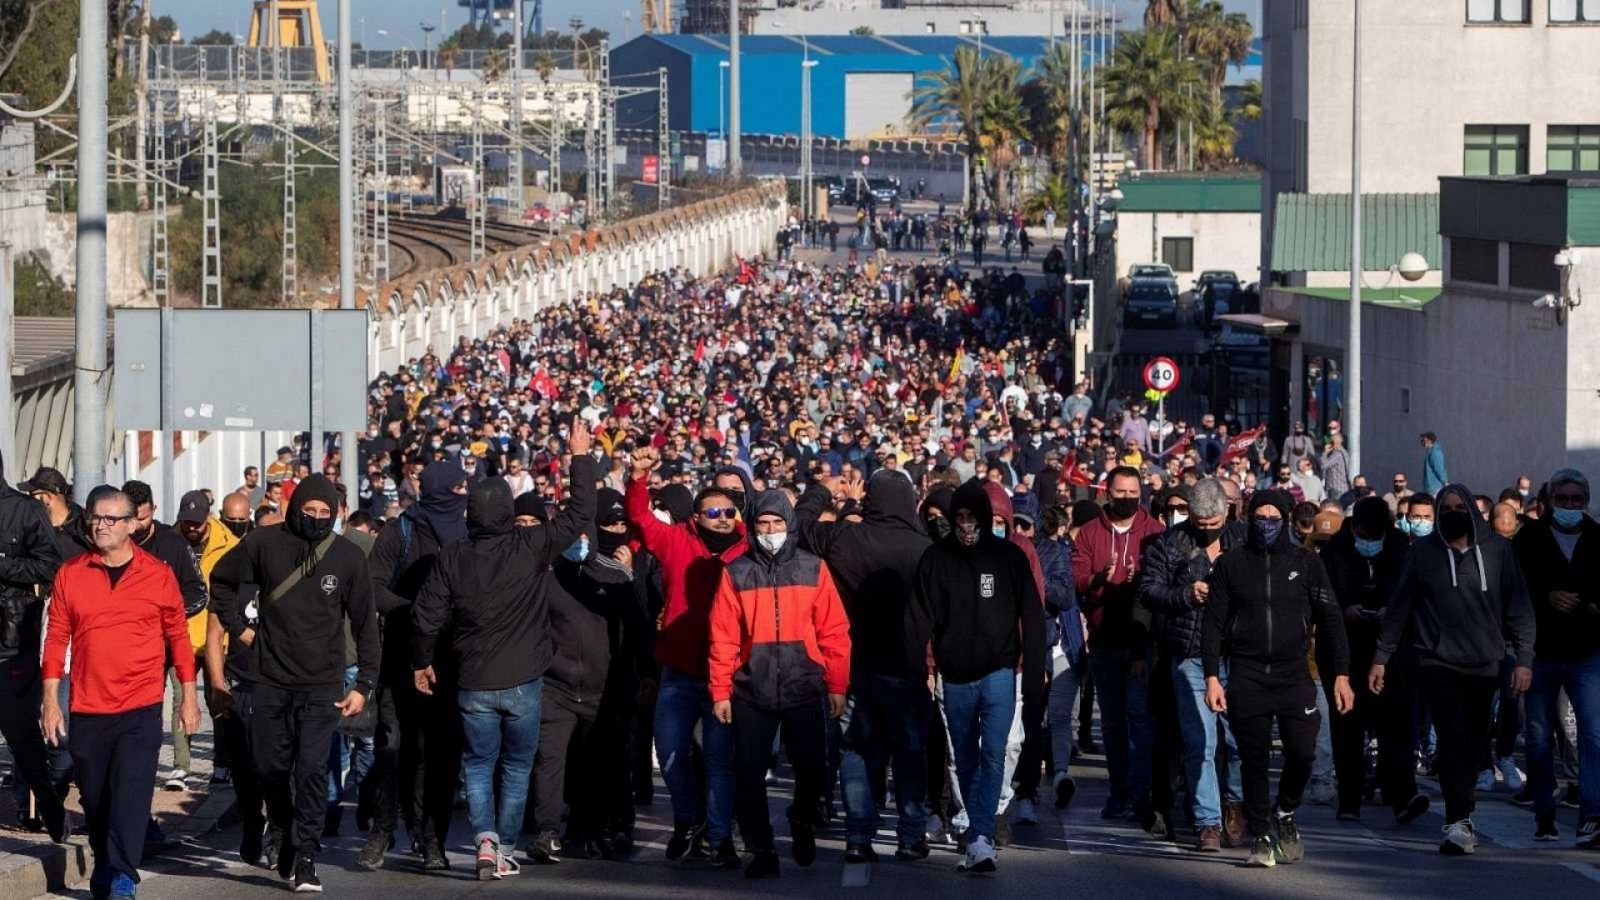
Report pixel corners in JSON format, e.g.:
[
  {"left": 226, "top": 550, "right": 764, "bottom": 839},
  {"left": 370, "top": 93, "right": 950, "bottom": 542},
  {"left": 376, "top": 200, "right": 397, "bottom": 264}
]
[
  {"left": 1029, "top": 42, "right": 1075, "bottom": 162},
  {"left": 0, "top": 0, "right": 62, "bottom": 84},
  {"left": 0, "top": 0, "right": 73, "bottom": 105},
  {"left": 1185, "top": 0, "right": 1253, "bottom": 99},
  {"left": 908, "top": 47, "right": 992, "bottom": 201},
  {"left": 190, "top": 28, "right": 234, "bottom": 45},
  {"left": 976, "top": 57, "right": 1028, "bottom": 209},
  {"left": 849, "top": 25, "right": 875, "bottom": 35},
  {"left": 1192, "top": 94, "right": 1237, "bottom": 169},
  {"left": 1234, "top": 78, "right": 1262, "bottom": 123},
  {"left": 1024, "top": 172, "right": 1071, "bottom": 222},
  {"left": 1144, "top": 0, "right": 1185, "bottom": 29},
  {"left": 1101, "top": 27, "right": 1202, "bottom": 170}
]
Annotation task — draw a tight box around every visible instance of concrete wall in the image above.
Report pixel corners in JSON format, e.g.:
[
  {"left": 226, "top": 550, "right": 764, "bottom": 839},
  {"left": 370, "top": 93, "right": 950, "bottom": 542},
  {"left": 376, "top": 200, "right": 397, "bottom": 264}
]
[
  {"left": 1114, "top": 210, "right": 1262, "bottom": 286},
  {"left": 41, "top": 212, "right": 153, "bottom": 307},
  {"left": 1291, "top": 249, "right": 1600, "bottom": 495}
]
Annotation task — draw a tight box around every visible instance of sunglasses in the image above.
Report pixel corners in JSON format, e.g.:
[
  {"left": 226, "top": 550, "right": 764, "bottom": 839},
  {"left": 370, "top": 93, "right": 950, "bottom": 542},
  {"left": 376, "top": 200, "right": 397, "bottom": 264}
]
[{"left": 699, "top": 507, "right": 738, "bottom": 520}]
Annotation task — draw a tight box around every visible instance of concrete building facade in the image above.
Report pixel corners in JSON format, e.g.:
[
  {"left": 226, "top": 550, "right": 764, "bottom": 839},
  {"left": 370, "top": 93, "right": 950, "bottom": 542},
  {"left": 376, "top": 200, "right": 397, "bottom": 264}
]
[{"left": 1113, "top": 174, "right": 1263, "bottom": 287}]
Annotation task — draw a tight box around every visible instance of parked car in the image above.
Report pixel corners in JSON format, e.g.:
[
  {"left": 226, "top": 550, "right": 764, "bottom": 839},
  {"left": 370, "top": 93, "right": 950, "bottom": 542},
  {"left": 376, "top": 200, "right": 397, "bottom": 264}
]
[
  {"left": 1128, "top": 262, "right": 1176, "bottom": 280},
  {"left": 1123, "top": 277, "right": 1180, "bottom": 328},
  {"left": 821, "top": 174, "right": 844, "bottom": 203},
  {"left": 1195, "top": 269, "right": 1239, "bottom": 290},
  {"left": 844, "top": 175, "right": 898, "bottom": 206},
  {"left": 1200, "top": 276, "right": 1240, "bottom": 326}
]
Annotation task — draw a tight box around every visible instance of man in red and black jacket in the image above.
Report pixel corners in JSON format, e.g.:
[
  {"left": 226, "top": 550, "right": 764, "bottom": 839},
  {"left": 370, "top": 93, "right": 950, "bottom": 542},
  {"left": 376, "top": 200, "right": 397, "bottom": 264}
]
[
  {"left": 625, "top": 446, "right": 746, "bottom": 868},
  {"left": 710, "top": 491, "right": 851, "bottom": 879}
]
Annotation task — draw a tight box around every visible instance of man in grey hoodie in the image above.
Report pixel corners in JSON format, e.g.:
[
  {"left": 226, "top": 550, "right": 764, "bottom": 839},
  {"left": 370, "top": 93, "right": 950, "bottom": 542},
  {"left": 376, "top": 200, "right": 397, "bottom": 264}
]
[{"left": 1368, "top": 483, "right": 1535, "bottom": 857}]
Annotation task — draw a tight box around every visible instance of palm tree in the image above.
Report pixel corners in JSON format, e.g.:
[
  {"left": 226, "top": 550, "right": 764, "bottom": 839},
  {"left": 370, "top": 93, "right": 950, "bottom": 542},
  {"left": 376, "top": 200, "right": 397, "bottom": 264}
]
[
  {"left": 1144, "top": 0, "right": 1184, "bottom": 29},
  {"left": 1032, "top": 42, "right": 1075, "bottom": 161},
  {"left": 1192, "top": 94, "right": 1237, "bottom": 169},
  {"left": 909, "top": 47, "right": 1006, "bottom": 204},
  {"left": 1101, "top": 28, "right": 1202, "bottom": 170},
  {"left": 1024, "top": 172, "right": 1071, "bottom": 222},
  {"left": 1185, "top": 0, "right": 1253, "bottom": 99},
  {"left": 1234, "top": 78, "right": 1262, "bottom": 123},
  {"left": 977, "top": 65, "right": 1029, "bottom": 208}
]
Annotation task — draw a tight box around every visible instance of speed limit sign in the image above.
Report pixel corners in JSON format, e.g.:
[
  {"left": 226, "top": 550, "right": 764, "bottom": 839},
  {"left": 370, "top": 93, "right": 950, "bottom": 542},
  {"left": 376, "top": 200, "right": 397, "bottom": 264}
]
[{"left": 1143, "top": 356, "right": 1181, "bottom": 394}]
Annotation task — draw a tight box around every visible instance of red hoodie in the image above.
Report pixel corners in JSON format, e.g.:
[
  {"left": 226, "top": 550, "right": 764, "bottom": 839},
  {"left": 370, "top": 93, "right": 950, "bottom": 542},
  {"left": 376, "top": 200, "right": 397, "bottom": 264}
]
[
  {"left": 983, "top": 481, "right": 1045, "bottom": 602},
  {"left": 626, "top": 476, "right": 747, "bottom": 679},
  {"left": 1072, "top": 505, "right": 1165, "bottom": 651}
]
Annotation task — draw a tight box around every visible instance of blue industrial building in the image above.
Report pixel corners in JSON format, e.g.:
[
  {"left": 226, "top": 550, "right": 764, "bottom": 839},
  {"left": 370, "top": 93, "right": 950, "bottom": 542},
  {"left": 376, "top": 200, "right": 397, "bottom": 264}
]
[{"left": 610, "top": 34, "right": 1060, "bottom": 141}]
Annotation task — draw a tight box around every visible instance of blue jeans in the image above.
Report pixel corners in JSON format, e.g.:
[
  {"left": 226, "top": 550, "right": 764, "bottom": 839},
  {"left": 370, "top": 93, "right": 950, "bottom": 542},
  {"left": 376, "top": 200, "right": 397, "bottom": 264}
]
[
  {"left": 1089, "top": 649, "right": 1153, "bottom": 812},
  {"left": 1526, "top": 650, "right": 1600, "bottom": 818},
  {"left": 1172, "top": 659, "right": 1242, "bottom": 826},
  {"left": 839, "top": 672, "right": 931, "bottom": 846},
  {"left": 653, "top": 666, "right": 735, "bottom": 843},
  {"left": 458, "top": 679, "right": 543, "bottom": 846},
  {"left": 325, "top": 665, "right": 373, "bottom": 805},
  {"left": 942, "top": 669, "right": 1015, "bottom": 842}
]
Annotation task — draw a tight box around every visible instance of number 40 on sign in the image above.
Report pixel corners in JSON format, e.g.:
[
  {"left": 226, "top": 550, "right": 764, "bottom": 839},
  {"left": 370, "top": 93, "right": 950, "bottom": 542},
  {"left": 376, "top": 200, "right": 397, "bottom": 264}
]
[{"left": 1143, "top": 356, "right": 1181, "bottom": 394}]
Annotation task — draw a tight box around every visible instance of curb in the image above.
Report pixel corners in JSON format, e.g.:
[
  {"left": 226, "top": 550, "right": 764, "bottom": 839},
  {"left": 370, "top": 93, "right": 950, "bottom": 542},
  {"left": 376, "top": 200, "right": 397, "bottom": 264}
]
[{"left": 0, "top": 787, "right": 237, "bottom": 900}]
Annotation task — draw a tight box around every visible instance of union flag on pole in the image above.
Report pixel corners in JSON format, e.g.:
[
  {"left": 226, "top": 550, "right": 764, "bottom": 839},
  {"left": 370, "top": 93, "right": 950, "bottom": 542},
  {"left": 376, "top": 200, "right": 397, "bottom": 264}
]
[{"left": 1220, "top": 424, "right": 1267, "bottom": 465}]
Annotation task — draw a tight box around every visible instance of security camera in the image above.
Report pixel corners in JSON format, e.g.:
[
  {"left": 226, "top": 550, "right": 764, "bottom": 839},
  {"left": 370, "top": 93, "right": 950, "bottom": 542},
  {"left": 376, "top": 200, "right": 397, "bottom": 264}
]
[{"left": 1534, "top": 293, "right": 1558, "bottom": 310}]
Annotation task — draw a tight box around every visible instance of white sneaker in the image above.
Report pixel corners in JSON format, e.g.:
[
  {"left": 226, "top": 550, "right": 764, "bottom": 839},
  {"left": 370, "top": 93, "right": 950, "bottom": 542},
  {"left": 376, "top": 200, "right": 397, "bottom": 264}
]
[
  {"left": 1495, "top": 757, "right": 1525, "bottom": 792},
  {"left": 1475, "top": 768, "right": 1496, "bottom": 792},
  {"left": 1307, "top": 778, "right": 1336, "bottom": 806},
  {"left": 1440, "top": 819, "right": 1477, "bottom": 855},
  {"left": 957, "top": 835, "right": 997, "bottom": 873},
  {"left": 925, "top": 814, "right": 949, "bottom": 845},
  {"left": 164, "top": 769, "right": 189, "bottom": 791},
  {"left": 1014, "top": 799, "right": 1039, "bottom": 825}
]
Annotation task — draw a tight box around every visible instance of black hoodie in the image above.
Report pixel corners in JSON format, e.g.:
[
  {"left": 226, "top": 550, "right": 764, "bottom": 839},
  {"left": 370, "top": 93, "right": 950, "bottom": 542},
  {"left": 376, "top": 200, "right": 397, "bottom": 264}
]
[
  {"left": 911, "top": 479, "right": 1045, "bottom": 701},
  {"left": 1202, "top": 489, "right": 1349, "bottom": 682},
  {"left": 795, "top": 471, "right": 932, "bottom": 680},
  {"left": 411, "top": 457, "right": 596, "bottom": 691},
  {"left": 1375, "top": 483, "right": 1535, "bottom": 677},
  {"left": 0, "top": 453, "right": 60, "bottom": 664},
  {"left": 211, "top": 474, "right": 381, "bottom": 695},
  {"left": 368, "top": 462, "right": 467, "bottom": 685}
]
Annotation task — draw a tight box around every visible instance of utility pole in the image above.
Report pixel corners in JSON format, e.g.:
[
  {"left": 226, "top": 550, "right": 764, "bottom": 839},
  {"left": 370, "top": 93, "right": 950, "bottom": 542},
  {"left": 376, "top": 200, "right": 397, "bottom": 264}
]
[
  {"left": 74, "top": 0, "right": 109, "bottom": 501},
  {"left": 373, "top": 102, "right": 390, "bottom": 285},
  {"left": 201, "top": 100, "right": 222, "bottom": 308},
  {"left": 283, "top": 135, "right": 299, "bottom": 304},
  {"left": 728, "top": 0, "right": 741, "bottom": 177},
  {"left": 135, "top": 0, "right": 151, "bottom": 210},
  {"left": 1348, "top": 0, "right": 1363, "bottom": 473},
  {"left": 338, "top": 0, "right": 360, "bottom": 495},
  {"left": 471, "top": 93, "right": 486, "bottom": 260},
  {"left": 509, "top": 0, "right": 524, "bottom": 208},
  {"left": 658, "top": 67, "right": 670, "bottom": 208},
  {"left": 801, "top": 55, "right": 816, "bottom": 221},
  {"left": 151, "top": 96, "right": 170, "bottom": 306}
]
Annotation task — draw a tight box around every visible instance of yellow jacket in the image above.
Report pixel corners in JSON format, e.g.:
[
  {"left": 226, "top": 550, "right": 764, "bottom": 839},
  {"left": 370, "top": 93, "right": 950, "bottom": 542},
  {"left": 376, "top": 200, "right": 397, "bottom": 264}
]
[{"left": 189, "top": 517, "right": 239, "bottom": 651}]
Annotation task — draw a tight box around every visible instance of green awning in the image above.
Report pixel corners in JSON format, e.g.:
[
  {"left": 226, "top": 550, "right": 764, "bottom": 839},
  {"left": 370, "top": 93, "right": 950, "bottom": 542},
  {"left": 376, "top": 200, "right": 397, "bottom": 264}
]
[
  {"left": 1276, "top": 285, "right": 1442, "bottom": 310},
  {"left": 1117, "top": 175, "right": 1261, "bottom": 213},
  {"left": 1270, "top": 193, "right": 1441, "bottom": 273}
]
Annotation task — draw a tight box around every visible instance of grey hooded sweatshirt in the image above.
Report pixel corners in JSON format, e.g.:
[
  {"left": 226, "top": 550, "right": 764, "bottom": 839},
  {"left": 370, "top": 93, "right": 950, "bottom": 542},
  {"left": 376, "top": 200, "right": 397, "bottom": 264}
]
[{"left": 1373, "top": 483, "right": 1535, "bottom": 677}]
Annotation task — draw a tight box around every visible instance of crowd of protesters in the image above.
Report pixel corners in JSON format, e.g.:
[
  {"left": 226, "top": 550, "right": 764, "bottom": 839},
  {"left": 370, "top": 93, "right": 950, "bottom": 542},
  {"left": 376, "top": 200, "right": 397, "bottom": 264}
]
[{"left": 0, "top": 243, "right": 1594, "bottom": 896}]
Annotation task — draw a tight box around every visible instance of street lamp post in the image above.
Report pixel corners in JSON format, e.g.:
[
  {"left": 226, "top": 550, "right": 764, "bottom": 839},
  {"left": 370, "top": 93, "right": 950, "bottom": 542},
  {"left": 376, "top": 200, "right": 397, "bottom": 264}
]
[
  {"left": 719, "top": 59, "right": 730, "bottom": 172},
  {"left": 421, "top": 22, "right": 435, "bottom": 70},
  {"left": 729, "top": 0, "right": 742, "bottom": 176},
  {"left": 1349, "top": 0, "right": 1363, "bottom": 473}
]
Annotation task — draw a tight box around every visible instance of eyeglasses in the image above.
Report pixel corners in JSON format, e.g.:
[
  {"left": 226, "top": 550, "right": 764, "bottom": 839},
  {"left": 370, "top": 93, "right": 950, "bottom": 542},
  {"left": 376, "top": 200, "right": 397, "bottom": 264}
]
[
  {"left": 698, "top": 507, "right": 737, "bottom": 520},
  {"left": 88, "top": 514, "right": 134, "bottom": 527}
]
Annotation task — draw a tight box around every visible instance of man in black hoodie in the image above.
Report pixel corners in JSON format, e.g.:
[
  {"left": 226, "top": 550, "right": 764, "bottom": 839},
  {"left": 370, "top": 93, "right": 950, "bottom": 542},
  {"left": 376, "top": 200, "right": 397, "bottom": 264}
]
[
  {"left": 913, "top": 480, "right": 1045, "bottom": 873},
  {"left": 410, "top": 440, "right": 594, "bottom": 879},
  {"left": 1203, "top": 489, "right": 1352, "bottom": 869},
  {"left": 211, "top": 474, "right": 381, "bottom": 892},
  {"left": 796, "top": 471, "right": 933, "bottom": 862},
  {"left": 360, "top": 460, "right": 469, "bottom": 870},
  {"left": 1371, "top": 482, "right": 1534, "bottom": 856},
  {"left": 1318, "top": 497, "right": 1428, "bottom": 825}
]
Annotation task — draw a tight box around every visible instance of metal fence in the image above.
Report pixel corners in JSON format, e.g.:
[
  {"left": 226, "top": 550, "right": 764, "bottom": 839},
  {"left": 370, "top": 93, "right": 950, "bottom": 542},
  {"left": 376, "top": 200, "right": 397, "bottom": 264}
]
[{"left": 130, "top": 46, "right": 601, "bottom": 83}]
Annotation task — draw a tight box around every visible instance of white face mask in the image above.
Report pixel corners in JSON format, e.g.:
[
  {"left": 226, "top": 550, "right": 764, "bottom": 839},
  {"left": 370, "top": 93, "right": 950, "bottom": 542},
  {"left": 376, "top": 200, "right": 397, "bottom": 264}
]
[
  {"left": 757, "top": 532, "right": 788, "bottom": 555},
  {"left": 652, "top": 508, "right": 674, "bottom": 524}
]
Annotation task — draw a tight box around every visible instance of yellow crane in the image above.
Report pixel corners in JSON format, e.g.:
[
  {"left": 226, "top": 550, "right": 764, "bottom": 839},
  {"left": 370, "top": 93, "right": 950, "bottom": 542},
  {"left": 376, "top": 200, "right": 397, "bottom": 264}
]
[{"left": 641, "top": 0, "right": 672, "bottom": 33}]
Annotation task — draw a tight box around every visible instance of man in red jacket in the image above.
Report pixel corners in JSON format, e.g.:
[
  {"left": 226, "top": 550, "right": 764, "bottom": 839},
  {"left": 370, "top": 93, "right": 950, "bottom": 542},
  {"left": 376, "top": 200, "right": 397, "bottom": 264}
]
[
  {"left": 625, "top": 446, "right": 745, "bottom": 868},
  {"left": 43, "top": 486, "right": 199, "bottom": 900},
  {"left": 1072, "top": 466, "right": 1165, "bottom": 829}
]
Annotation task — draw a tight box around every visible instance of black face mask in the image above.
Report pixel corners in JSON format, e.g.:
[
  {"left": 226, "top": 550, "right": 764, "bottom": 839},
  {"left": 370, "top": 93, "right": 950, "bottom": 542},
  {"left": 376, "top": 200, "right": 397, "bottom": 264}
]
[
  {"left": 597, "top": 528, "right": 629, "bottom": 556},
  {"left": 724, "top": 489, "right": 747, "bottom": 512},
  {"left": 1440, "top": 509, "right": 1474, "bottom": 543},
  {"left": 299, "top": 513, "right": 334, "bottom": 543},
  {"left": 223, "top": 520, "right": 252, "bottom": 539},
  {"left": 924, "top": 515, "right": 952, "bottom": 542},
  {"left": 698, "top": 526, "right": 741, "bottom": 554},
  {"left": 1193, "top": 524, "right": 1225, "bottom": 547},
  {"left": 1108, "top": 497, "right": 1140, "bottom": 520}
]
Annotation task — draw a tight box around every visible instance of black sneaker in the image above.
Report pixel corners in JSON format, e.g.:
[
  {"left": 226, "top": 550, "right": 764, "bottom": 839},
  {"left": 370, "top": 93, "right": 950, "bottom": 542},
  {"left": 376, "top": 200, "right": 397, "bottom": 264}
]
[
  {"left": 665, "top": 822, "right": 699, "bottom": 861},
  {"left": 710, "top": 838, "right": 742, "bottom": 870},
  {"left": 356, "top": 830, "right": 392, "bottom": 870},
  {"left": 684, "top": 829, "right": 714, "bottom": 862},
  {"left": 1274, "top": 811, "right": 1304, "bottom": 863},
  {"left": 422, "top": 839, "right": 450, "bottom": 870},
  {"left": 789, "top": 816, "right": 817, "bottom": 866},
  {"left": 1053, "top": 773, "right": 1077, "bottom": 809},
  {"left": 292, "top": 856, "right": 322, "bottom": 893},
  {"left": 1577, "top": 816, "right": 1600, "bottom": 849},
  {"left": 895, "top": 840, "right": 929, "bottom": 861},
  {"left": 1534, "top": 812, "right": 1560, "bottom": 842},
  {"left": 844, "top": 843, "right": 878, "bottom": 863},
  {"left": 1396, "top": 793, "right": 1430, "bottom": 825},
  {"left": 528, "top": 830, "right": 561, "bottom": 865},
  {"left": 1244, "top": 835, "right": 1276, "bottom": 868},
  {"left": 1142, "top": 809, "right": 1168, "bottom": 840},
  {"left": 744, "top": 849, "right": 780, "bottom": 879}
]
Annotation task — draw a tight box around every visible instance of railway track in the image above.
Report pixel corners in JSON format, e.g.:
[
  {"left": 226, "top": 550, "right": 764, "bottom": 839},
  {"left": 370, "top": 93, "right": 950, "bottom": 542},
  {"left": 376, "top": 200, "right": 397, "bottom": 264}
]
[{"left": 377, "top": 212, "right": 548, "bottom": 279}]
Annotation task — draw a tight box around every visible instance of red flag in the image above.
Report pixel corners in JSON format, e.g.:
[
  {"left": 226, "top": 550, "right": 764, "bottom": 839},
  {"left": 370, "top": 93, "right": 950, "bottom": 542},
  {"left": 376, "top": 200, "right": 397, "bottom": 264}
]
[
  {"left": 1156, "top": 432, "right": 1193, "bottom": 460},
  {"left": 1063, "top": 451, "right": 1094, "bottom": 488},
  {"left": 694, "top": 336, "right": 706, "bottom": 364},
  {"left": 1220, "top": 425, "right": 1267, "bottom": 465}
]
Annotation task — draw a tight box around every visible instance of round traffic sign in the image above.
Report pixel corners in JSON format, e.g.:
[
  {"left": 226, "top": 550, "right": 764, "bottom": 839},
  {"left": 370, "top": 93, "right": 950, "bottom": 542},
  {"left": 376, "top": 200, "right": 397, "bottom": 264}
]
[
  {"left": 1143, "top": 356, "right": 1181, "bottom": 394},
  {"left": 860, "top": 154, "right": 871, "bottom": 167}
]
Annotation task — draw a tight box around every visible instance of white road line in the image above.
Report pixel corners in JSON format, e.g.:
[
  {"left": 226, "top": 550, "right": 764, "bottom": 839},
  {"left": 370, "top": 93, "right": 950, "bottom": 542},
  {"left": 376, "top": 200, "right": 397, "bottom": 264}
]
[{"left": 1564, "top": 862, "right": 1600, "bottom": 884}]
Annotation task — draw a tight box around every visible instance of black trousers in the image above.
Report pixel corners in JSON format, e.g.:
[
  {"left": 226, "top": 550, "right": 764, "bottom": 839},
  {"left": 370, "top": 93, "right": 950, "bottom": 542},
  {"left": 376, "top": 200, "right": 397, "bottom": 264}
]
[
  {"left": 532, "top": 682, "right": 599, "bottom": 837},
  {"left": 631, "top": 681, "right": 657, "bottom": 805},
  {"left": 1149, "top": 655, "right": 1184, "bottom": 821},
  {"left": 0, "top": 659, "right": 68, "bottom": 820},
  {"left": 253, "top": 683, "right": 342, "bottom": 861},
  {"left": 367, "top": 678, "right": 460, "bottom": 846},
  {"left": 1417, "top": 666, "right": 1497, "bottom": 824},
  {"left": 571, "top": 681, "right": 639, "bottom": 839},
  {"left": 732, "top": 697, "right": 828, "bottom": 854},
  {"left": 1014, "top": 673, "right": 1051, "bottom": 801},
  {"left": 926, "top": 702, "right": 950, "bottom": 821},
  {"left": 218, "top": 683, "right": 266, "bottom": 840},
  {"left": 1228, "top": 669, "right": 1320, "bottom": 838},
  {"left": 1327, "top": 658, "right": 1417, "bottom": 815},
  {"left": 71, "top": 703, "right": 161, "bottom": 884}
]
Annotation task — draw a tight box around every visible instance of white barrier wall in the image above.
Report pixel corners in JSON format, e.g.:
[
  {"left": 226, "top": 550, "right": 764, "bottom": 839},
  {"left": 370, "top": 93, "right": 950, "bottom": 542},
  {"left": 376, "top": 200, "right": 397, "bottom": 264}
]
[{"left": 123, "top": 185, "right": 788, "bottom": 508}]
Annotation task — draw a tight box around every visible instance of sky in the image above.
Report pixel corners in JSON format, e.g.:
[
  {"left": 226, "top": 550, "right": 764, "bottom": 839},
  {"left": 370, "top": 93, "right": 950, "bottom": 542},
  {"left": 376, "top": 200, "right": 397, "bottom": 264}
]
[{"left": 153, "top": 0, "right": 1259, "bottom": 50}]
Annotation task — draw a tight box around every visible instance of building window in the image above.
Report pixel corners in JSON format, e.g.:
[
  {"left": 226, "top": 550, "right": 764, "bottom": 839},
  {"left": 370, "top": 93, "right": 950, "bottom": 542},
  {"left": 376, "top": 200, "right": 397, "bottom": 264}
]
[
  {"left": 1550, "top": 0, "right": 1600, "bottom": 21},
  {"left": 1450, "top": 236, "right": 1500, "bottom": 284},
  {"left": 1548, "top": 126, "right": 1600, "bottom": 172},
  {"left": 1304, "top": 354, "right": 1342, "bottom": 439},
  {"left": 958, "top": 20, "right": 971, "bottom": 34},
  {"left": 1467, "top": 0, "right": 1530, "bottom": 21},
  {"left": 1161, "top": 237, "right": 1194, "bottom": 273},
  {"left": 925, "top": 22, "right": 936, "bottom": 33},
  {"left": 1509, "top": 242, "right": 1563, "bottom": 292},
  {"left": 1464, "top": 125, "right": 1529, "bottom": 175}
]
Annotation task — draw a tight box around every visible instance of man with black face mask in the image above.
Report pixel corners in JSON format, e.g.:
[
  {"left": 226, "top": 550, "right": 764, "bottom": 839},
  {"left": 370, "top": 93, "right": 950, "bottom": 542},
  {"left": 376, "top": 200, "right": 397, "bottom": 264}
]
[
  {"left": 1370, "top": 483, "right": 1534, "bottom": 857},
  {"left": 1204, "top": 489, "right": 1352, "bottom": 869},
  {"left": 211, "top": 474, "right": 381, "bottom": 892},
  {"left": 220, "top": 493, "right": 254, "bottom": 540}
]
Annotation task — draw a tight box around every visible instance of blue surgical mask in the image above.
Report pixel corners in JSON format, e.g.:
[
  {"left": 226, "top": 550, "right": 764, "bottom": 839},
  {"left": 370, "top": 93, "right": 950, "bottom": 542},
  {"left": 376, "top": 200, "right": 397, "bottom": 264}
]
[
  {"left": 992, "top": 525, "right": 1008, "bottom": 539},
  {"left": 1552, "top": 507, "right": 1584, "bottom": 528},
  {"left": 1354, "top": 536, "right": 1384, "bottom": 558},
  {"left": 1397, "top": 517, "right": 1412, "bottom": 536},
  {"left": 1408, "top": 518, "right": 1434, "bottom": 538},
  {"left": 562, "top": 537, "right": 590, "bottom": 562}
]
